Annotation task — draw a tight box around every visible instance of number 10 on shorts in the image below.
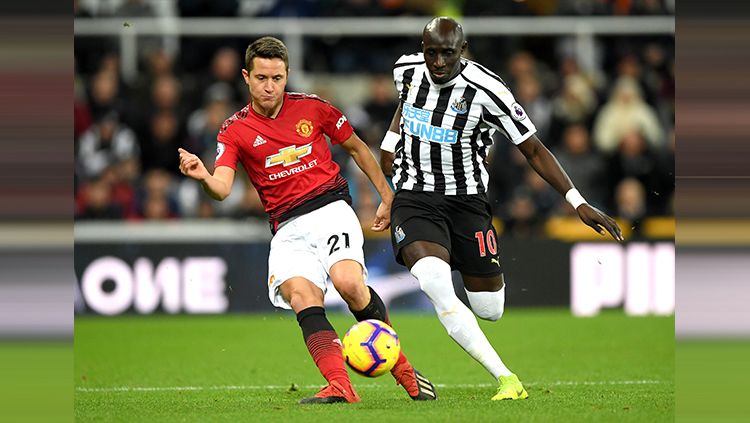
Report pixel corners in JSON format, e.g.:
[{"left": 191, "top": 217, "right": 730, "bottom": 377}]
[{"left": 474, "top": 230, "right": 497, "bottom": 257}]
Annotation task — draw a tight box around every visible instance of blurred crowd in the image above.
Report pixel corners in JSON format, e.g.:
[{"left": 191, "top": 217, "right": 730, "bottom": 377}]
[{"left": 74, "top": 1, "right": 674, "bottom": 239}]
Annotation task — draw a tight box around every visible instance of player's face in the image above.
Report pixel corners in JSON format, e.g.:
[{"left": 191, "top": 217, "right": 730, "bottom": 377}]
[
  {"left": 243, "top": 58, "right": 288, "bottom": 114},
  {"left": 422, "top": 32, "right": 465, "bottom": 84}
]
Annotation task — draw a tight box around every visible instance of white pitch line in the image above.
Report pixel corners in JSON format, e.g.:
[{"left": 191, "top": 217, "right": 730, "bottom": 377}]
[{"left": 75, "top": 380, "right": 669, "bottom": 393}]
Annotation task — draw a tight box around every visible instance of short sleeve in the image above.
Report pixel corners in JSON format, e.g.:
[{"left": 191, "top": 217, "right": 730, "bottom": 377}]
[
  {"left": 320, "top": 101, "right": 354, "bottom": 145},
  {"left": 392, "top": 53, "right": 421, "bottom": 101},
  {"left": 214, "top": 130, "right": 240, "bottom": 170},
  {"left": 480, "top": 87, "right": 537, "bottom": 145}
]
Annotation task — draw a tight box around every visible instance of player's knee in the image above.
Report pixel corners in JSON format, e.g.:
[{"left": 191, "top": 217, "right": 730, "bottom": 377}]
[
  {"left": 281, "top": 278, "right": 324, "bottom": 310},
  {"left": 477, "top": 307, "right": 504, "bottom": 322},
  {"left": 334, "top": 278, "right": 368, "bottom": 307},
  {"left": 465, "top": 287, "right": 505, "bottom": 322}
]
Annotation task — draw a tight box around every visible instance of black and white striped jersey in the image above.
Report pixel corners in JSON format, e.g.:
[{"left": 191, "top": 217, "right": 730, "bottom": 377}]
[{"left": 391, "top": 52, "right": 537, "bottom": 195}]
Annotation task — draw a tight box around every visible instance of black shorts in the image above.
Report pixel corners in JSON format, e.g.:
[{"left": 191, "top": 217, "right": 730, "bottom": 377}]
[{"left": 390, "top": 190, "right": 503, "bottom": 277}]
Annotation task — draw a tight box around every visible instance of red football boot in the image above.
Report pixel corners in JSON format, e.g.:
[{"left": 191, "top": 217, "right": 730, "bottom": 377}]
[{"left": 298, "top": 379, "right": 361, "bottom": 404}]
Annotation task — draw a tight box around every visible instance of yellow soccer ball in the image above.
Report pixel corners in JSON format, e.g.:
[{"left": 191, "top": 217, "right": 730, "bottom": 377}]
[{"left": 342, "top": 319, "right": 400, "bottom": 377}]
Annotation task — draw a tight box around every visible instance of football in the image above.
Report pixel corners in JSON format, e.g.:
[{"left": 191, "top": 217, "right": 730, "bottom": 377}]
[{"left": 342, "top": 319, "right": 401, "bottom": 377}]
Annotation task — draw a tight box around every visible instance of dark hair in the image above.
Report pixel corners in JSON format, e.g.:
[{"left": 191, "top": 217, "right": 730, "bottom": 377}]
[{"left": 245, "top": 36, "right": 289, "bottom": 71}]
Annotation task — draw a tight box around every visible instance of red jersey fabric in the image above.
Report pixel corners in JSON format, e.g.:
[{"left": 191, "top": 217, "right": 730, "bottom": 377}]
[{"left": 215, "top": 92, "right": 354, "bottom": 223}]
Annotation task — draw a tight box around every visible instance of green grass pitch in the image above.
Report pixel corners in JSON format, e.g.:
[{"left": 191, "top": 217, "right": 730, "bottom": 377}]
[{"left": 74, "top": 309, "right": 674, "bottom": 422}]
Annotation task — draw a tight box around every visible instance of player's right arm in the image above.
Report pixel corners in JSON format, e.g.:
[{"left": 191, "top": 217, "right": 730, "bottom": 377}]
[
  {"left": 379, "top": 102, "right": 401, "bottom": 177},
  {"left": 177, "top": 148, "right": 235, "bottom": 201}
]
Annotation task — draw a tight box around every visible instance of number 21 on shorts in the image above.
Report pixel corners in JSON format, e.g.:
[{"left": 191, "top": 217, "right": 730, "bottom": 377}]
[
  {"left": 327, "top": 232, "right": 350, "bottom": 255},
  {"left": 474, "top": 230, "right": 497, "bottom": 257}
]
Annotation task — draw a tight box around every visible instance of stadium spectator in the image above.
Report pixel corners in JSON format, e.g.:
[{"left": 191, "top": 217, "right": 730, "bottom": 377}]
[
  {"left": 129, "top": 49, "right": 177, "bottom": 115},
  {"left": 177, "top": 36, "right": 436, "bottom": 404},
  {"left": 186, "top": 47, "right": 247, "bottom": 111},
  {"left": 553, "top": 124, "right": 607, "bottom": 208},
  {"left": 87, "top": 69, "right": 126, "bottom": 120},
  {"left": 77, "top": 111, "right": 140, "bottom": 181},
  {"left": 487, "top": 144, "right": 529, "bottom": 218},
  {"left": 503, "top": 190, "right": 544, "bottom": 239},
  {"left": 140, "top": 110, "right": 184, "bottom": 174},
  {"left": 360, "top": 75, "right": 400, "bottom": 147},
  {"left": 606, "top": 129, "right": 661, "bottom": 213},
  {"left": 549, "top": 70, "right": 598, "bottom": 143},
  {"left": 615, "top": 177, "right": 648, "bottom": 236},
  {"left": 136, "top": 168, "right": 180, "bottom": 219},
  {"left": 76, "top": 175, "right": 123, "bottom": 220},
  {"left": 515, "top": 74, "right": 552, "bottom": 142},
  {"left": 231, "top": 182, "right": 267, "bottom": 220},
  {"left": 74, "top": 71, "right": 94, "bottom": 139},
  {"left": 185, "top": 84, "right": 234, "bottom": 156},
  {"left": 593, "top": 77, "right": 664, "bottom": 153},
  {"left": 379, "top": 16, "right": 622, "bottom": 403}
]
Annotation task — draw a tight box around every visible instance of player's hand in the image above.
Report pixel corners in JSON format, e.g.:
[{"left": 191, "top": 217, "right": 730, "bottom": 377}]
[
  {"left": 178, "top": 148, "right": 210, "bottom": 181},
  {"left": 577, "top": 204, "right": 624, "bottom": 242},
  {"left": 371, "top": 201, "right": 391, "bottom": 232}
]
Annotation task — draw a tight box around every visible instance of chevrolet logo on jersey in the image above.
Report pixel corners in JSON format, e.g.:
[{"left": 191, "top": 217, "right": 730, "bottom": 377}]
[
  {"left": 402, "top": 104, "right": 459, "bottom": 144},
  {"left": 265, "top": 143, "right": 313, "bottom": 167}
]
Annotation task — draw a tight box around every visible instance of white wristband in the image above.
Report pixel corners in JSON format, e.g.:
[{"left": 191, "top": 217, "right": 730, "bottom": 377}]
[
  {"left": 565, "top": 188, "right": 587, "bottom": 209},
  {"left": 380, "top": 131, "right": 400, "bottom": 153}
]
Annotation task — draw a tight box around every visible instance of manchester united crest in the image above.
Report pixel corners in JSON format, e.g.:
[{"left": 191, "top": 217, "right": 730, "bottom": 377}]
[{"left": 295, "top": 119, "right": 314, "bottom": 138}]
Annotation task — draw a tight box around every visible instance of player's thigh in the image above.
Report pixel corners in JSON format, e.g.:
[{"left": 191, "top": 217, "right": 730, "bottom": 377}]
[
  {"left": 447, "top": 195, "right": 503, "bottom": 278},
  {"left": 400, "top": 240, "right": 450, "bottom": 269},
  {"left": 462, "top": 272, "right": 505, "bottom": 292},
  {"left": 268, "top": 220, "right": 328, "bottom": 310}
]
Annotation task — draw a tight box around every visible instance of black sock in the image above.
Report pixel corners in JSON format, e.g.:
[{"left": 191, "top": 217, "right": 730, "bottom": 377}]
[
  {"left": 349, "top": 286, "right": 390, "bottom": 325},
  {"left": 296, "top": 306, "right": 335, "bottom": 341}
]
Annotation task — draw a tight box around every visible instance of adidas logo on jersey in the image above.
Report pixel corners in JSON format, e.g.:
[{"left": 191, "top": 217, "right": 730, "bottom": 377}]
[{"left": 253, "top": 135, "right": 267, "bottom": 147}]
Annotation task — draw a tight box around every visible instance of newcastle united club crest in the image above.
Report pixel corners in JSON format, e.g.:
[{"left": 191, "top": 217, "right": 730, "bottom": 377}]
[{"left": 450, "top": 97, "right": 468, "bottom": 114}]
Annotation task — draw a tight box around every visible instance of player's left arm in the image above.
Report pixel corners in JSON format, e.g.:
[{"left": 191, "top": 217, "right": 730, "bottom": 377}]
[
  {"left": 340, "top": 133, "right": 393, "bottom": 232},
  {"left": 516, "top": 135, "right": 623, "bottom": 241}
]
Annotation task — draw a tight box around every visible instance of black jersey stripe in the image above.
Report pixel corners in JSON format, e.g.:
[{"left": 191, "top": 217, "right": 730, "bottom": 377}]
[
  {"left": 399, "top": 68, "right": 415, "bottom": 102},
  {"left": 467, "top": 126, "right": 483, "bottom": 194},
  {"left": 394, "top": 61, "right": 425, "bottom": 69},
  {"left": 413, "top": 74, "right": 431, "bottom": 108},
  {"left": 430, "top": 85, "right": 454, "bottom": 126},
  {"left": 429, "top": 142, "right": 445, "bottom": 192},
  {"left": 451, "top": 86, "right": 477, "bottom": 132},
  {"left": 410, "top": 134, "right": 425, "bottom": 192},
  {"left": 463, "top": 75, "right": 529, "bottom": 136},
  {"left": 452, "top": 141, "right": 466, "bottom": 194},
  {"left": 481, "top": 106, "right": 511, "bottom": 141}
]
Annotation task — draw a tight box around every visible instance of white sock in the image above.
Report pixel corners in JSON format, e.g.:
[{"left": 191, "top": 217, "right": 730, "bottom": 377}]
[{"left": 410, "top": 256, "right": 513, "bottom": 378}]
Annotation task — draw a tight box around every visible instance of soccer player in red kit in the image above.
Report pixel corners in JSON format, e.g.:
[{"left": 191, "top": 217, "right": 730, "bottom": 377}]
[{"left": 178, "top": 36, "right": 436, "bottom": 404}]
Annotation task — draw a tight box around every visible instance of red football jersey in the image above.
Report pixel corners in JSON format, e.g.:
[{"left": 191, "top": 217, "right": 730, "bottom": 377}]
[{"left": 214, "top": 92, "right": 354, "bottom": 221}]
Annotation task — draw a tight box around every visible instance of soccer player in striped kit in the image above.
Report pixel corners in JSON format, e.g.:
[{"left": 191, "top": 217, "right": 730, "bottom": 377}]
[
  {"left": 380, "top": 17, "right": 623, "bottom": 400},
  {"left": 178, "top": 36, "right": 436, "bottom": 404}
]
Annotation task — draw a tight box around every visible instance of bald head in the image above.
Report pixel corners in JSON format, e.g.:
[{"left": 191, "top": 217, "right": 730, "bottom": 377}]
[
  {"left": 423, "top": 16, "right": 464, "bottom": 42},
  {"left": 421, "top": 17, "right": 467, "bottom": 84}
]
